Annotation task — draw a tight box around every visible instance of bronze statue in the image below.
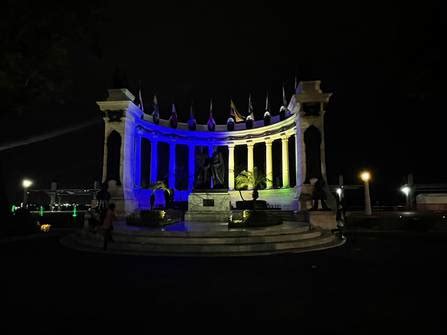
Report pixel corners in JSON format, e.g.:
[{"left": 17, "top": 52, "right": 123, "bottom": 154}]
[{"left": 195, "top": 147, "right": 225, "bottom": 189}]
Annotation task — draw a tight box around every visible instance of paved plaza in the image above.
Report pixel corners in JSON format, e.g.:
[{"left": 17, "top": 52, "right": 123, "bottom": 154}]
[{"left": 1, "top": 229, "right": 447, "bottom": 333}]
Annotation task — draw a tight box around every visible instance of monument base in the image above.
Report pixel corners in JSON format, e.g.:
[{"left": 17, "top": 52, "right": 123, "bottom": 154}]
[
  {"left": 185, "top": 191, "right": 231, "bottom": 225},
  {"left": 308, "top": 210, "right": 337, "bottom": 230}
]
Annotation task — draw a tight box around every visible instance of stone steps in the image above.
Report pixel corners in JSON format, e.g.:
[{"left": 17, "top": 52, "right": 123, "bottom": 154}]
[
  {"left": 81, "top": 229, "right": 321, "bottom": 245},
  {"left": 62, "top": 226, "right": 344, "bottom": 256}
]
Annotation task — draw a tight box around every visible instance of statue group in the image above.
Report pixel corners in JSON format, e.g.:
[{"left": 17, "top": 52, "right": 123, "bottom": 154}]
[{"left": 195, "top": 147, "right": 225, "bottom": 189}]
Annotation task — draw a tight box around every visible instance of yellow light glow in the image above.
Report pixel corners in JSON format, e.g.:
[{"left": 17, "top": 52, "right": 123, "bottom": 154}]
[
  {"left": 22, "top": 179, "right": 33, "bottom": 188},
  {"left": 360, "top": 171, "right": 371, "bottom": 182},
  {"left": 40, "top": 224, "right": 51, "bottom": 232}
]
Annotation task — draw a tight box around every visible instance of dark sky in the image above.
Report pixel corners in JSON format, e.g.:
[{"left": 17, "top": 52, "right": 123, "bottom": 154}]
[{"left": 1, "top": 1, "right": 445, "bottom": 204}]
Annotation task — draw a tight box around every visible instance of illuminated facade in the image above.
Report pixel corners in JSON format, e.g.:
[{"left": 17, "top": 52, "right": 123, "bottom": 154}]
[{"left": 97, "top": 81, "right": 332, "bottom": 214}]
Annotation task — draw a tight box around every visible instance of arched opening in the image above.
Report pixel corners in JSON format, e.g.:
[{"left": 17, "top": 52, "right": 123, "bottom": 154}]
[
  {"left": 272, "top": 139, "right": 282, "bottom": 188},
  {"left": 304, "top": 126, "right": 322, "bottom": 183},
  {"left": 106, "top": 130, "right": 122, "bottom": 185},
  {"left": 175, "top": 144, "right": 189, "bottom": 190}
]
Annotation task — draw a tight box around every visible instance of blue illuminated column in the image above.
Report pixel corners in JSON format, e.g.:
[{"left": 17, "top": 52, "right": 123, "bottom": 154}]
[
  {"left": 134, "top": 132, "right": 142, "bottom": 188},
  {"left": 169, "top": 142, "right": 176, "bottom": 189},
  {"left": 188, "top": 145, "right": 195, "bottom": 191},
  {"left": 150, "top": 140, "right": 158, "bottom": 184}
]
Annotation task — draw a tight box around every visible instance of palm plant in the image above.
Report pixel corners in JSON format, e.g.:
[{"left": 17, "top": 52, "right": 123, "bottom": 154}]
[{"left": 235, "top": 167, "right": 269, "bottom": 208}]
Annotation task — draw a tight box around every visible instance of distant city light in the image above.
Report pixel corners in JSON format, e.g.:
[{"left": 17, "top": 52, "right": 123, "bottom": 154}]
[
  {"left": 336, "top": 188, "right": 342, "bottom": 197},
  {"left": 360, "top": 171, "right": 371, "bottom": 182},
  {"left": 22, "top": 179, "right": 33, "bottom": 188},
  {"left": 400, "top": 186, "right": 411, "bottom": 196}
]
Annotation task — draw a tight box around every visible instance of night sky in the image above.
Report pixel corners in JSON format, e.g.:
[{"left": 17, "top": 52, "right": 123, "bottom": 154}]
[{"left": 1, "top": 1, "right": 445, "bottom": 205}]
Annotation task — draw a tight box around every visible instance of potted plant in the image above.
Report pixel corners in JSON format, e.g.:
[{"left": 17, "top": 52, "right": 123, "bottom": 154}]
[{"left": 235, "top": 167, "right": 269, "bottom": 209}]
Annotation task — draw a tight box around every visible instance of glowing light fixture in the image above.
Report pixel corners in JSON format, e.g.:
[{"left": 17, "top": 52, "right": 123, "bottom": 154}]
[
  {"left": 22, "top": 179, "right": 33, "bottom": 188},
  {"left": 72, "top": 205, "right": 77, "bottom": 218},
  {"left": 400, "top": 186, "right": 411, "bottom": 196},
  {"left": 360, "top": 171, "right": 371, "bottom": 182}
]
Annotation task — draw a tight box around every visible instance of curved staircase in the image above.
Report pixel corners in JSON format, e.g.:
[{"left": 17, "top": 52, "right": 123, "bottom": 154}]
[{"left": 61, "top": 221, "right": 345, "bottom": 257}]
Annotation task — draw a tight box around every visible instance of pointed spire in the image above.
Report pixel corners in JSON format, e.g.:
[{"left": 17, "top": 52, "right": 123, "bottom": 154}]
[
  {"left": 208, "top": 99, "right": 216, "bottom": 131},
  {"left": 169, "top": 103, "right": 178, "bottom": 128},
  {"left": 248, "top": 94, "right": 254, "bottom": 119},
  {"left": 138, "top": 80, "right": 144, "bottom": 112},
  {"left": 265, "top": 92, "right": 270, "bottom": 111},
  {"left": 188, "top": 100, "right": 196, "bottom": 130},
  {"left": 282, "top": 84, "right": 288, "bottom": 107},
  {"left": 152, "top": 94, "right": 159, "bottom": 124},
  {"left": 230, "top": 99, "right": 244, "bottom": 122}
]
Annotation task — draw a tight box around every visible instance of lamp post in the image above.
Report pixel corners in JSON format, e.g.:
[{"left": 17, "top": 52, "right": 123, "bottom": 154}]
[
  {"left": 360, "top": 171, "right": 372, "bottom": 216},
  {"left": 400, "top": 185, "right": 411, "bottom": 210},
  {"left": 22, "top": 179, "right": 33, "bottom": 208}
]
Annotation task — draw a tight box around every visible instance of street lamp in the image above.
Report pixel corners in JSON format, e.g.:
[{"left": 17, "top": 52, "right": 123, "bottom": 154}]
[
  {"left": 22, "top": 179, "right": 33, "bottom": 207},
  {"left": 400, "top": 185, "right": 411, "bottom": 210},
  {"left": 360, "top": 171, "right": 372, "bottom": 215}
]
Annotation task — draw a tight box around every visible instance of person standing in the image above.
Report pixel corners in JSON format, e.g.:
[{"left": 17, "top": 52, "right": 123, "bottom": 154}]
[{"left": 101, "top": 203, "right": 116, "bottom": 251}]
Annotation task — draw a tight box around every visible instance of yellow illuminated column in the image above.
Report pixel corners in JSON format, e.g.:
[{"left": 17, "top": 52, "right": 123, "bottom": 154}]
[
  {"left": 281, "top": 137, "right": 290, "bottom": 188},
  {"left": 265, "top": 140, "right": 273, "bottom": 189},
  {"left": 228, "top": 144, "right": 235, "bottom": 190},
  {"left": 247, "top": 142, "right": 254, "bottom": 189}
]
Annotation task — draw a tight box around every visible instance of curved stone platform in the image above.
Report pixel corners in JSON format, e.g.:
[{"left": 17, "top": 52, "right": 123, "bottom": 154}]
[{"left": 61, "top": 221, "right": 345, "bottom": 256}]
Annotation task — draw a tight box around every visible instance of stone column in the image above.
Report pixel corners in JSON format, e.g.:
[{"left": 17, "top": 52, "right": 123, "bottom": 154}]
[
  {"left": 208, "top": 145, "right": 215, "bottom": 188},
  {"left": 281, "top": 137, "right": 290, "bottom": 188},
  {"left": 169, "top": 142, "right": 176, "bottom": 189},
  {"left": 101, "top": 127, "right": 109, "bottom": 183},
  {"left": 134, "top": 134, "right": 142, "bottom": 188},
  {"left": 150, "top": 140, "right": 158, "bottom": 184},
  {"left": 188, "top": 144, "right": 195, "bottom": 191},
  {"left": 228, "top": 144, "right": 235, "bottom": 190},
  {"left": 247, "top": 142, "right": 254, "bottom": 189},
  {"left": 265, "top": 140, "right": 273, "bottom": 189},
  {"left": 294, "top": 133, "right": 299, "bottom": 188}
]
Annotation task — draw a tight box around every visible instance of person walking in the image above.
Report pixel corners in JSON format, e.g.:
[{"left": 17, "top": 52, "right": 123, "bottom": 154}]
[{"left": 101, "top": 203, "right": 116, "bottom": 251}]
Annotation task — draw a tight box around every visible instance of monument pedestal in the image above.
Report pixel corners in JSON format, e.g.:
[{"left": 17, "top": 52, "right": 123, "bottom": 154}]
[{"left": 185, "top": 190, "right": 231, "bottom": 230}]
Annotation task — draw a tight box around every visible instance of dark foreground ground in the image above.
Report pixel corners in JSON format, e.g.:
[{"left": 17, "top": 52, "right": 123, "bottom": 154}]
[{"left": 1, "top": 227, "right": 447, "bottom": 334}]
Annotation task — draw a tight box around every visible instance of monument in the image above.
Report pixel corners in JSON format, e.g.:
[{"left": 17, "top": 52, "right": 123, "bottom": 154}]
[
  {"left": 184, "top": 147, "right": 231, "bottom": 226},
  {"left": 96, "top": 81, "right": 337, "bottom": 230},
  {"left": 61, "top": 79, "right": 346, "bottom": 257}
]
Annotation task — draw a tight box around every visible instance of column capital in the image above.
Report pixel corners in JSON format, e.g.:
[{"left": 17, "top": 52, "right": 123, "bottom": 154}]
[
  {"left": 265, "top": 139, "right": 273, "bottom": 146},
  {"left": 246, "top": 142, "right": 254, "bottom": 148},
  {"left": 281, "top": 136, "right": 289, "bottom": 143},
  {"left": 228, "top": 143, "right": 235, "bottom": 149}
]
